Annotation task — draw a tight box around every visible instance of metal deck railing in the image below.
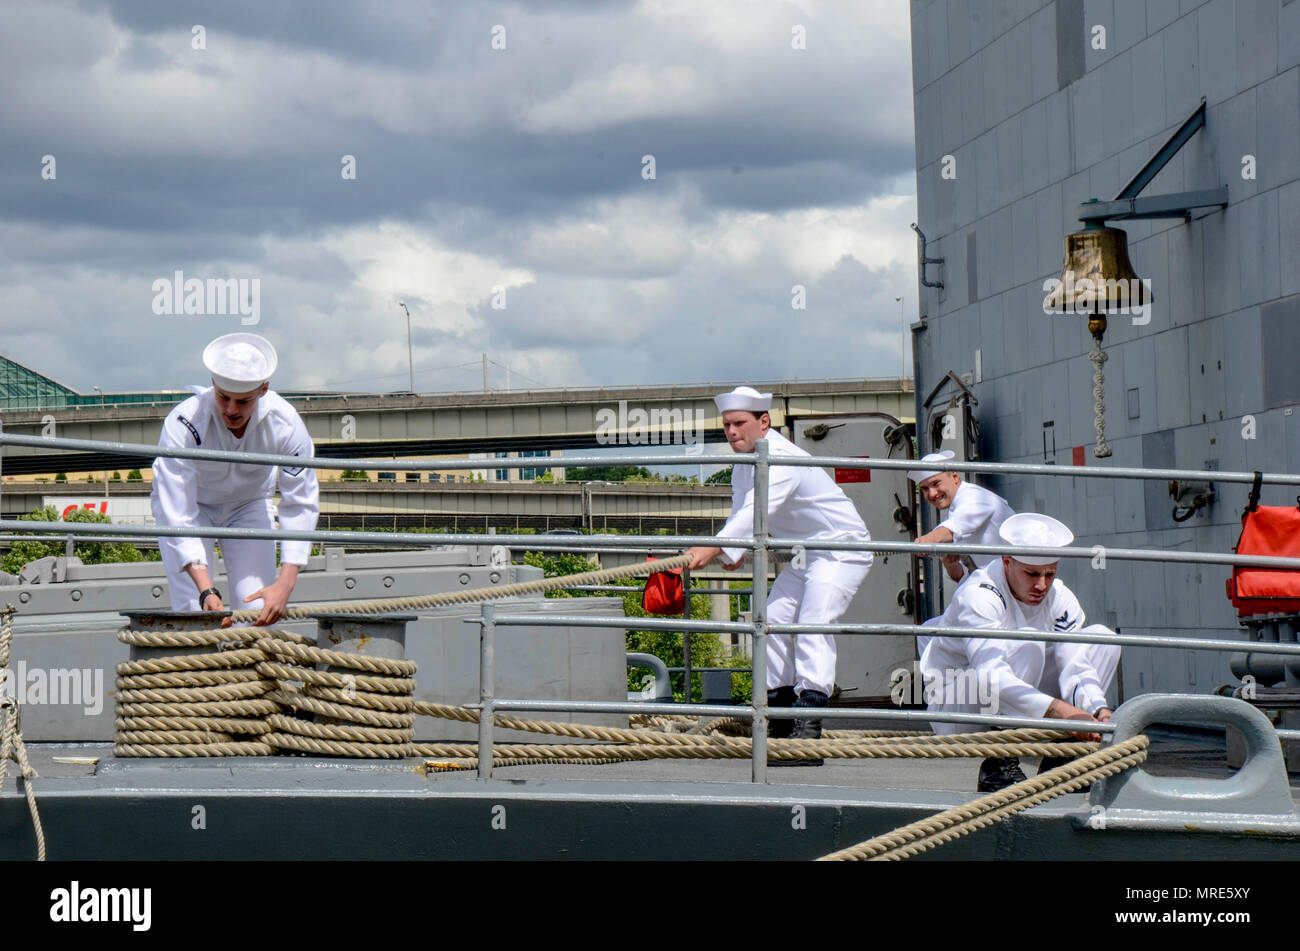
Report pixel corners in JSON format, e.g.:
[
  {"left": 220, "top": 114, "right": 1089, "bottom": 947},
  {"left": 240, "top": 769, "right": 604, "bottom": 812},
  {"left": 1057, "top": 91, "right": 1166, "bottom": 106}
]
[{"left": 5, "top": 425, "right": 1300, "bottom": 782}]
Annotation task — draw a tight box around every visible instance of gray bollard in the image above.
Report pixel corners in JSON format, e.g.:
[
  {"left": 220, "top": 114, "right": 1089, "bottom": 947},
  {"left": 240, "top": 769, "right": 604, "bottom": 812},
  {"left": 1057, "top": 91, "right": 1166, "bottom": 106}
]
[
  {"left": 121, "top": 609, "right": 234, "bottom": 661},
  {"left": 307, "top": 613, "right": 416, "bottom": 730},
  {"left": 311, "top": 613, "right": 414, "bottom": 663}
]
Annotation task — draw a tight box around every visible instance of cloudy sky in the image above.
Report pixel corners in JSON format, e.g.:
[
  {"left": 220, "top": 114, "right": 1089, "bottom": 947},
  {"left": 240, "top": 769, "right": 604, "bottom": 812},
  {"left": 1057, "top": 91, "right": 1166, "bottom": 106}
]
[{"left": 2, "top": 0, "right": 918, "bottom": 396}]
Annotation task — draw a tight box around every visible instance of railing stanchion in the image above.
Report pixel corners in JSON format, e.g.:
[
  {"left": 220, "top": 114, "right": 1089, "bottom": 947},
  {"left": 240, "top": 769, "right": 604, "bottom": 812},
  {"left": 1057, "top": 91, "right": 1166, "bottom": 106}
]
[
  {"left": 682, "top": 566, "right": 692, "bottom": 703},
  {"left": 478, "top": 603, "right": 496, "bottom": 780},
  {"left": 751, "top": 438, "right": 770, "bottom": 783}
]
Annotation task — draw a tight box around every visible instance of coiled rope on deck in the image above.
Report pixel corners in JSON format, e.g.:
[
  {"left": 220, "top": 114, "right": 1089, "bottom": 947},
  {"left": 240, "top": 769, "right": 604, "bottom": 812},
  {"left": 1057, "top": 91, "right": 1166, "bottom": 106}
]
[
  {"left": 112, "top": 552, "right": 1110, "bottom": 768},
  {"left": 816, "top": 734, "right": 1150, "bottom": 861},
  {"left": 113, "top": 626, "right": 422, "bottom": 758},
  {"left": 114, "top": 555, "right": 691, "bottom": 757},
  {"left": 0, "top": 605, "right": 46, "bottom": 861}
]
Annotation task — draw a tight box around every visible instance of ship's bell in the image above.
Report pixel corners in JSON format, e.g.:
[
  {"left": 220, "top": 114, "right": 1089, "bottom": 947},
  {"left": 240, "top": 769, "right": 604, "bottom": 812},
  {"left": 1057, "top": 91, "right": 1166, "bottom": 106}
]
[{"left": 1045, "top": 225, "right": 1151, "bottom": 338}]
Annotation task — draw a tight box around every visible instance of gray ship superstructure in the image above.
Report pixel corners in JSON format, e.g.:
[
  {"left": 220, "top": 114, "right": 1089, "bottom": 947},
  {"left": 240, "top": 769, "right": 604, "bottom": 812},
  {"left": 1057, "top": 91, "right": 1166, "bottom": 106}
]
[{"left": 907, "top": 0, "right": 1300, "bottom": 698}]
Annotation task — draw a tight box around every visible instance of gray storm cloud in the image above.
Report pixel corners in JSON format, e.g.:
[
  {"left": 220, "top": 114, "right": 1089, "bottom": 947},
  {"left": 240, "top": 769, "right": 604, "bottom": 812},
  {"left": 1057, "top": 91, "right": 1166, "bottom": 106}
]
[{"left": 0, "top": 0, "right": 918, "bottom": 394}]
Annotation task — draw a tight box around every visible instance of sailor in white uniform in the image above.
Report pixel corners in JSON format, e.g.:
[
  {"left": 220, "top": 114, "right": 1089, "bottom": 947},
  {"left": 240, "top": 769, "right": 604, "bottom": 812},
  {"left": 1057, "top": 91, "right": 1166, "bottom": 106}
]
[
  {"left": 685, "top": 386, "right": 872, "bottom": 762},
  {"left": 911, "top": 450, "right": 1015, "bottom": 583},
  {"left": 910, "top": 450, "right": 1016, "bottom": 660},
  {"left": 151, "top": 333, "right": 320, "bottom": 626},
  {"left": 918, "top": 513, "right": 1120, "bottom": 791}
]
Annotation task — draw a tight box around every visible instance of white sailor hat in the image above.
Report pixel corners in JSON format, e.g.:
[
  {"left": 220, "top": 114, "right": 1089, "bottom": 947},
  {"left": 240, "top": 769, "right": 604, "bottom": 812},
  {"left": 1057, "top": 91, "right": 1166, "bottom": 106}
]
[
  {"left": 203, "top": 333, "right": 278, "bottom": 393},
  {"left": 998, "top": 513, "right": 1074, "bottom": 565},
  {"left": 908, "top": 450, "right": 956, "bottom": 483},
  {"left": 714, "top": 386, "right": 772, "bottom": 414}
]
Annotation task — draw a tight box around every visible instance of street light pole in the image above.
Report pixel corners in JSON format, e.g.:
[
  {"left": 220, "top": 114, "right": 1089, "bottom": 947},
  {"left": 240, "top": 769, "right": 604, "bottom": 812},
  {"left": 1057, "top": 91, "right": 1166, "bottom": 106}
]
[
  {"left": 92, "top": 386, "right": 108, "bottom": 498},
  {"left": 895, "top": 296, "right": 906, "bottom": 381},
  {"left": 397, "top": 301, "right": 414, "bottom": 392}
]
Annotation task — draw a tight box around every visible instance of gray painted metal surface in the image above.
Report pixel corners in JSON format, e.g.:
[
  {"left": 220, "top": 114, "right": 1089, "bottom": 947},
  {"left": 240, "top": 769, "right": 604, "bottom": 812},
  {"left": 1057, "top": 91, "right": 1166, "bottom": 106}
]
[
  {"left": 1, "top": 548, "right": 631, "bottom": 743},
  {"left": 4, "top": 722, "right": 1298, "bottom": 860},
  {"left": 314, "top": 613, "right": 413, "bottom": 662},
  {"left": 792, "top": 414, "right": 918, "bottom": 701},
  {"left": 1090, "top": 694, "right": 1300, "bottom": 835},
  {"left": 909, "top": 0, "right": 1300, "bottom": 701},
  {"left": 626, "top": 652, "right": 672, "bottom": 701}
]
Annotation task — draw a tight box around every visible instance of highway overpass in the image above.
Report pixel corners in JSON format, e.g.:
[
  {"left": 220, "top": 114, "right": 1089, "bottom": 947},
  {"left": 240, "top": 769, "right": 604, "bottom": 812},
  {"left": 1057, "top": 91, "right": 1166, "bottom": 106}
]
[
  {"left": 0, "top": 478, "right": 735, "bottom": 534},
  {"left": 0, "top": 377, "right": 912, "bottom": 475}
]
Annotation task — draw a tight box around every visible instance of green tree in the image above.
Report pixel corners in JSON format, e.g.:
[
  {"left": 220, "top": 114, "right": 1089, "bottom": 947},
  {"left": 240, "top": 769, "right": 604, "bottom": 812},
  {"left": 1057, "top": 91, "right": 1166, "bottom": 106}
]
[
  {"left": 705, "top": 466, "right": 733, "bottom": 485},
  {"left": 619, "top": 578, "right": 752, "bottom": 703},
  {"left": 522, "top": 549, "right": 752, "bottom": 702},
  {"left": 55, "top": 472, "right": 67, "bottom": 482},
  {"left": 565, "top": 465, "right": 653, "bottom": 482},
  {"left": 1, "top": 507, "right": 153, "bottom": 575},
  {"left": 127, "top": 469, "right": 143, "bottom": 482}
]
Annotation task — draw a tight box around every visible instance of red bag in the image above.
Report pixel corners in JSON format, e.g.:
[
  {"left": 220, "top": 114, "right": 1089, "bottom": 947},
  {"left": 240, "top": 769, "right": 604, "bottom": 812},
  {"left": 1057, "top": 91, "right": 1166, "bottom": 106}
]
[
  {"left": 642, "top": 558, "right": 685, "bottom": 615},
  {"left": 1226, "top": 485, "right": 1300, "bottom": 615}
]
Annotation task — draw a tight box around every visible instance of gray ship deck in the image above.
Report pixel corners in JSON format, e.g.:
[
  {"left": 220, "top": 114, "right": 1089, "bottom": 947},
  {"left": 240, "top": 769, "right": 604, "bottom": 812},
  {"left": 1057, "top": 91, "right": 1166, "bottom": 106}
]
[{"left": 7, "top": 726, "right": 1299, "bottom": 862}]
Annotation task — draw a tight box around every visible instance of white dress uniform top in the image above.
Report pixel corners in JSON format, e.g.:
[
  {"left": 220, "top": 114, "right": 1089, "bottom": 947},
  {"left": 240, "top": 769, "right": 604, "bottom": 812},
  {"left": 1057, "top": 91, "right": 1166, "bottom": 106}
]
[
  {"left": 918, "top": 517, "right": 1119, "bottom": 735},
  {"left": 909, "top": 450, "right": 1015, "bottom": 571},
  {"left": 151, "top": 338, "right": 319, "bottom": 612},
  {"left": 910, "top": 451, "right": 1016, "bottom": 660},
  {"left": 937, "top": 481, "right": 1015, "bottom": 570},
  {"left": 716, "top": 427, "right": 872, "bottom": 697}
]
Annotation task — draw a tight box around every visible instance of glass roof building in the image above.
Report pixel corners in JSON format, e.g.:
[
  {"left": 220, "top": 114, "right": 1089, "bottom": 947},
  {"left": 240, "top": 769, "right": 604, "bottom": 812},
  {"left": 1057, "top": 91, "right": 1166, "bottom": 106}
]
[{"left": 0, "top": 353, "right": 328, "bottom": 411}]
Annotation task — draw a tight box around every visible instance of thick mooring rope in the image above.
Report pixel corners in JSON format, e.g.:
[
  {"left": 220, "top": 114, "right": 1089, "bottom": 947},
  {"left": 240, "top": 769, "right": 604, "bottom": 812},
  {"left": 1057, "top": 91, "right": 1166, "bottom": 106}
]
[
  {"left": 816, "top": 735, "right": 1150, "bottom": 861},
  {"left": 113, "top": 626, "right": 421, "bottom": 758},
  {"left": 411, "top": 737, "right": 1098, "bottom": 761},
  {"left": 113, "top": 555, "right": 690, "bottom": 758},
  {"left": 0, "top": 605, "right": 46, "bottom": 860},
  {"left": 111, "top": 552, "right": 1107, "bottom": 771},
  {"left": 223, "top": 552, "right": 694, "bottom": 623},
  {"left": 410, "top": 702, "right": 1096, "bottom": 759}
]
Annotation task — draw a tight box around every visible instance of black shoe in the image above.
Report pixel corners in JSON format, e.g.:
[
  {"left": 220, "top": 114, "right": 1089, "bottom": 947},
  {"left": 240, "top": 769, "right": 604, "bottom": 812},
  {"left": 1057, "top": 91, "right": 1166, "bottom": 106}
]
[
  {"left": 1038, "top": 755, "right": 1091, "bottom": 792},
  {"left": 771, "top": 689, "right": 829, "bottom": 767},
  {"left": 1037, "top": 755, "right": 1075, "bottom": 774},
  {"left": 976, "top": 757, "right": 1027, "bottom": 792},
  {"left": 766, "top": 686, "right": 797, "bottom": 740}
]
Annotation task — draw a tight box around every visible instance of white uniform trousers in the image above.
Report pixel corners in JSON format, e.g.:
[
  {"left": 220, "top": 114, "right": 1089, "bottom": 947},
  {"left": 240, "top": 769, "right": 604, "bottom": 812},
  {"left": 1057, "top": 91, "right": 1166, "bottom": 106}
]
[
  {"left": 153, "top": 496, "right": 278, "bottom": 614},
  {"left": 764, "top": 556, "right": 871, "bottom": 696},
  {"left": 923, "top": 623, "right": 1121, "bottom": 735}
]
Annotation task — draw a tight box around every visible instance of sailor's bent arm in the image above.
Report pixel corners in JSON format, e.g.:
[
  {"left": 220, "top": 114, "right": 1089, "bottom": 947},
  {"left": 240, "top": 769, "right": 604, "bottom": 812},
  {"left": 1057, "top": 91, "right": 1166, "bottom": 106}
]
[
  {"left": 1052, "top": 586, "right": 1086, "bottom": 632},
  {"left": 275, "top": 424, "right": 320, "bottom": 568},
  {"left": 715, "top": 465, "right": 800, "bottom": 565},
  {"left": 915, "top": 525, "right": 955, "bottom": 546},
  {"left": 153, "top": 419, "right": 206, "bottom": 568},
  {"left": 938, "top": 491, "right": 994, "bottom": 543}
]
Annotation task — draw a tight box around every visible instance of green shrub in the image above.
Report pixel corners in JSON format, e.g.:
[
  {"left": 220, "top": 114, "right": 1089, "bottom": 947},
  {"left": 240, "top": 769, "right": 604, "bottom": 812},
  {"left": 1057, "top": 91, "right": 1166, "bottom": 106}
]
[
  {"left": 1, "top": 506, "right": 154, "bottom": 575},
  {"left": 522, "top": 549, "right": 752, "bottom": 702}
]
